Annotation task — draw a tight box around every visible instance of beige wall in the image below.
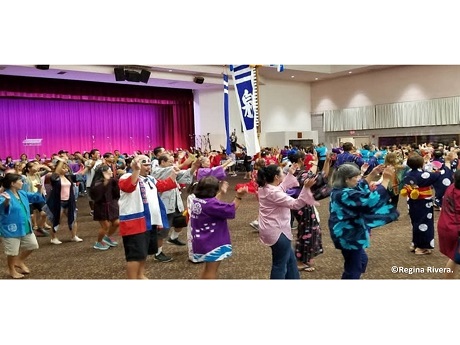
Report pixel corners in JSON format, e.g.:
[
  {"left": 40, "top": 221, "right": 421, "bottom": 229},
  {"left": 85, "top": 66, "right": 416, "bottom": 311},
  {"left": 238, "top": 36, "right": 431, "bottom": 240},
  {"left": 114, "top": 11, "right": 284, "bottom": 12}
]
[
  {"left": 311, "top": 65, "right": 460, "bottom": 112},
  {"left": 311, "top": 65, "right": 460, "bottom": 146}
]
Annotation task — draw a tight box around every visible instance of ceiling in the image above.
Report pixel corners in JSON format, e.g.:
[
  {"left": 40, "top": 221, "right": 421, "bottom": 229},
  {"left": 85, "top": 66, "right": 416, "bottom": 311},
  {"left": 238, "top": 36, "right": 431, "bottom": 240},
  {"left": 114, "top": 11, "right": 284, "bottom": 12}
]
[{"left": 0, "top": 64, "right": 398, "bottom": 90}]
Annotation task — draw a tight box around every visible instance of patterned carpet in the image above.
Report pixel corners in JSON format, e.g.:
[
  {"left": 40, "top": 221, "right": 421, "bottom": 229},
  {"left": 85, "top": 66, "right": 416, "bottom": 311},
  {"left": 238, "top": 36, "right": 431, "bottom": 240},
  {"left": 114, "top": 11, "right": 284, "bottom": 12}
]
[{"left": 0, "top": 173, "right": 453, "bottom": 279}]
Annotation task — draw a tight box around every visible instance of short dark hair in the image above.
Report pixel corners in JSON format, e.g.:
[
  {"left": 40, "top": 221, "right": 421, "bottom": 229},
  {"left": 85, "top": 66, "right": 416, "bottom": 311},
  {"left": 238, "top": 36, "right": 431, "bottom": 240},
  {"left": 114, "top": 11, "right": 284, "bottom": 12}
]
[
  {"left": 1, "top": 173, "right": 23, "bottom": 189},
  {"left": 433, "top": 150, "right": 443, "bottom": 159},
  {"left": 288, "top": 150, "right": 305, "bottom": 164},
  {"left": 153, "top": 146, "right": 165, "bottom": 156},
  {"left": 158, "top": 154, "right": 171, "bottom": 165},
  {"left": 89, "top": 149, "right": 100, "bottom": 157},
  {"left": 342, "top": 142, "right": 354, "bottom": 152},
  {"left": 407, "top": 154, "right": 424, "bottom": 170},
  {"left": 194, "top": 176, "right": 220, "bottom": 199}
]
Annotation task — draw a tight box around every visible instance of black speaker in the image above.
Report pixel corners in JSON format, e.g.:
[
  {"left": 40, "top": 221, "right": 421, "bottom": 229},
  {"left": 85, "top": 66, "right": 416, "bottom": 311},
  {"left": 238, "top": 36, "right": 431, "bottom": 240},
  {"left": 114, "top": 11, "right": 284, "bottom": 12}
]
[
  {"left": 140, "top": 69, "right": 151, "bottom": 83},
  {"left": 36, "top": 65, "right": 50, "bottom": 70},
  {"left": 193, "top": 76, "right": 204, "bottom": 84},
  {"left": 124, "top": 70, "right": 141, "bottom": 82},
  {"left": 114, "top": 67, "right": 125, "bottom": 81}
]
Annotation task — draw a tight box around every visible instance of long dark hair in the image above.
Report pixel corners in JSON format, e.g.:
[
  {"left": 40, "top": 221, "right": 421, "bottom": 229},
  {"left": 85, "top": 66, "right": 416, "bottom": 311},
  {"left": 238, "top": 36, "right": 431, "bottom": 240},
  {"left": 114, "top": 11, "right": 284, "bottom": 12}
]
[
  {"left": 90, "top": 165, "right": 112, "bottom": 189},
  {"left": 454, "top": 169, "right": 460, "bottom": 189}
]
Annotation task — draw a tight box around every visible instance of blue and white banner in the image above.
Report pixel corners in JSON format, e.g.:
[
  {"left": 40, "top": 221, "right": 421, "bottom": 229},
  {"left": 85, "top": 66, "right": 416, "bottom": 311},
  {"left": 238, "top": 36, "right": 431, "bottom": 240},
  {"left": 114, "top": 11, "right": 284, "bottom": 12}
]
[
  {"left": 223, "top": 73, "right": 231, "bottom": 155},
  {"left": 269, "top": 64, "right": 285, "bottom": 72},
  {"left": 229, "top": 65, "right": 260, "bottom": 157}
]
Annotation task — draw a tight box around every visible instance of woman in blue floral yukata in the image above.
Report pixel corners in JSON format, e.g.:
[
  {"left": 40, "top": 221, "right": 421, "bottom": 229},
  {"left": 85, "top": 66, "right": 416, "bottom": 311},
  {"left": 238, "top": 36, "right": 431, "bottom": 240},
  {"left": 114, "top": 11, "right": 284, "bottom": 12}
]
[{"left": 328, "top": 162, "right": 399, "bottom": 279}]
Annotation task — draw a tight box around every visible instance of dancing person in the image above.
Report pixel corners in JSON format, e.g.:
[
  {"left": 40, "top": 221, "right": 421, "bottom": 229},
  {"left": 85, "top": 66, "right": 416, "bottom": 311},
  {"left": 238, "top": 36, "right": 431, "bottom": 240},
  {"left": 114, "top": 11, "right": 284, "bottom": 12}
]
[
  {"left": 185, "top": 182, "right": 198, "bottom": 263},
  {"left": 230, "top": 129, "right": 238, "bottom": 153},
  {"left": 383, "top": 152, "right": 409, "bottom": 211},
  {"left": 196, "top": 155, "right": 235, "bottom": 181},
  {"left": 236, "top": 157, "right": 265, "bottom": 231},
  {"left": 257, "top": 163, "right": 318, "bottom": 279},
  {"left": 23, "top": 160, "right": 52, "bottom": 237},
  {"left": 242, "top": 149, "right": 252, "bottom": 180},
  {"left": 401, "top": 153, "right": 443, "bottom": 254},
  {"left": 329, "top": 163, "right": 399, "bottom": 279},
  {"left": 84, "top": 149, "right": 103, "bottom": 216},
  {"left": 45, "top": 158, "right": 86, "bottom": 244},
  {"left": 118, "top": 154, "right": 177, "bottom": 279},
  {"left": 90, "top": 165, "right": 120, "bottom": 250},
  {"left": 0, "top": 173, "right": 46, "bottom": 278},
  {"left": 189, "top": 176, "right": 247, "bottom": 278},
  {"left": 437, "top": 169, "right": 460, "bottom": 278},
  {"left": 150, "top": 153, "right": 199, "bottom": 262},
  {"left": 431, "top": 151, "right": 455, "bottom": 210},
  {"left": 288, "top": 151, "right": 332, "bottom": 272}
]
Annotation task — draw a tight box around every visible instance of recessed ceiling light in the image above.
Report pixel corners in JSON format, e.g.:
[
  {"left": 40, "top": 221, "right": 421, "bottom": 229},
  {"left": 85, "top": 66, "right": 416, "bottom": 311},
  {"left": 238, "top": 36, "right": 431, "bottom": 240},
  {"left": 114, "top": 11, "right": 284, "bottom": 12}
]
[
  {"left": 168, "top": 69, "right": 173, "bottom": 72},
  {"left": 291, "top": 75, "right": 295, "bottom": 78},
  {"left": 348, "top": 71, "right": 353, "bottom": 74},
  {"left": 315, "top": 78, "right": 319, "bottom": 80}
]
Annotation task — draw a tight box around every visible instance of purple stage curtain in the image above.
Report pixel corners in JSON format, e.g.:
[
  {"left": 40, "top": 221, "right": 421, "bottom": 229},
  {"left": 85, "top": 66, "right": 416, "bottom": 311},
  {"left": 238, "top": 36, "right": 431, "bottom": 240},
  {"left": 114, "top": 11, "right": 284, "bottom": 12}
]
[{"left": 0, "top": 75, "right": 194, "bottom": 159}]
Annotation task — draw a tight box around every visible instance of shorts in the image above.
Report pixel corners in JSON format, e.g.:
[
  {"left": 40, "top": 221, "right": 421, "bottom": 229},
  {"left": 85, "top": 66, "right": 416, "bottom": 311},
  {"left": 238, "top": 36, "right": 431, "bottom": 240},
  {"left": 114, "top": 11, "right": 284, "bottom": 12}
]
[
  {"left": 2, "top": 233, "right": 39, "bottom": 256},
  {"left": 60, "top": 201, "right": 77, "bottom": 219},
  {"left": 30, "top": 201, "right": 46, "bottom": 213},
  {"left": 122, "top": 227, "right": 158, "bottom": 262},
  {"left": 157, "top": 211, "right": 182, "bottom": 239}
]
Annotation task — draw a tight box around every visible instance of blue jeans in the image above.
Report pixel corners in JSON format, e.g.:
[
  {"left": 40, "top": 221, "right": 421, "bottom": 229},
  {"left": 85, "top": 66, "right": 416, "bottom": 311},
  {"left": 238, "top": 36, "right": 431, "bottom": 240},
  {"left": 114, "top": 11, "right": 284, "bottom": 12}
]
[
  {"left": 270, "top": 233, "right": 300, "bottom": 279},
  {"left": 341, "top": 248, "right": 368, "bottom": 279}
]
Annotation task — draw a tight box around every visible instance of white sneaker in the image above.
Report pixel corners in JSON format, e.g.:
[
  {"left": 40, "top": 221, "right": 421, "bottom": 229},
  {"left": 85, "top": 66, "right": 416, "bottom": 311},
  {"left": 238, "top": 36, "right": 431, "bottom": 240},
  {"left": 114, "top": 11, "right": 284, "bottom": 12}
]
[
  {"left": 71, "top": 236, "right": 83, "bottom": 242},
  {"left": 249, "top": 221, "right": 259, "bottom": 231},
  {"left": 50, "top": 238, "right": 62, "bottom": 245}
]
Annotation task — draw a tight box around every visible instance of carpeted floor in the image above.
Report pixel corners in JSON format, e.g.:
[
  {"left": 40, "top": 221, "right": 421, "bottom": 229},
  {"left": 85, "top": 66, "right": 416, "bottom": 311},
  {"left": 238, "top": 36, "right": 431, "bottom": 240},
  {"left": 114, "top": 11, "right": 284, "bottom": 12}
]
[{"left": 0, "top": 173, "right": 453, "bottom": 279}]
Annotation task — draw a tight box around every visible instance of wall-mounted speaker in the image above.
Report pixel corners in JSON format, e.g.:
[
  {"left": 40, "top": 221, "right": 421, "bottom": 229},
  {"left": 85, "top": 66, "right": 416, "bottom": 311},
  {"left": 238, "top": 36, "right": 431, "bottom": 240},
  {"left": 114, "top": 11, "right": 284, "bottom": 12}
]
[
  {"left": 139, "top": 69, "right": 151, "bottom": 84},
  {"left": 36, "top": 65, "right": 50, "bottom": 70},
  {"left": 124, "top": 70, "right": 141, "bottom": 82},
  {"left": 114, "top": 67, "right": 125, "bottom": 81},
  {"left": 193, "top": 76, "right": 204, "bottom": 84}
]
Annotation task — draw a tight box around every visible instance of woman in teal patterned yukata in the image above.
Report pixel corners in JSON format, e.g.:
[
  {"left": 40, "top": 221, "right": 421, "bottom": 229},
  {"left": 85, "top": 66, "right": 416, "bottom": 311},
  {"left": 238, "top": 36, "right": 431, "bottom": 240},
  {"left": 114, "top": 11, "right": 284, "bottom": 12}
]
[{"left": 328, "top": 163, "right": 399, "bottom": 279}]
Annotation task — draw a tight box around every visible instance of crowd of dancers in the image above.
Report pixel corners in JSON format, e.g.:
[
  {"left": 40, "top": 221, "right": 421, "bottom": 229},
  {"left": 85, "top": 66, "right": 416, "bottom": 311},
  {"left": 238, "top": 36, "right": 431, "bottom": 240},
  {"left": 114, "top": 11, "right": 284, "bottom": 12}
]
[{"left": 1, "top": 140, "right": 460, "bottom": 279}]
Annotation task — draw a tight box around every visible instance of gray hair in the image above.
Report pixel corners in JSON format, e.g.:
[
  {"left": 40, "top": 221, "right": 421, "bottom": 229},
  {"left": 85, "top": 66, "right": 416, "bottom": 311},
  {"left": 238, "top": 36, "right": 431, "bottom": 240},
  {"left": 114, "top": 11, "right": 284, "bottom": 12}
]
[{"left": 331, "top": 163, "right": 361, "bottom": 188}]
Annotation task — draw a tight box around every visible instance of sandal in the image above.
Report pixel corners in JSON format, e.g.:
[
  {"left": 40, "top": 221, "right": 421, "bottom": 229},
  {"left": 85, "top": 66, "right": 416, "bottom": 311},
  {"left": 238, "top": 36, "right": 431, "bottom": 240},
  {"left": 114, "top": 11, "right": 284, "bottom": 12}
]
[
  {"left": 15, "top": 265, "right": 30, "bottom": 274},
  {"left": 298, "top": 265, "right": 315, "bottom": 272},
  {"left": 414, "top": 248, "right": 432, "bottom": 255}
]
